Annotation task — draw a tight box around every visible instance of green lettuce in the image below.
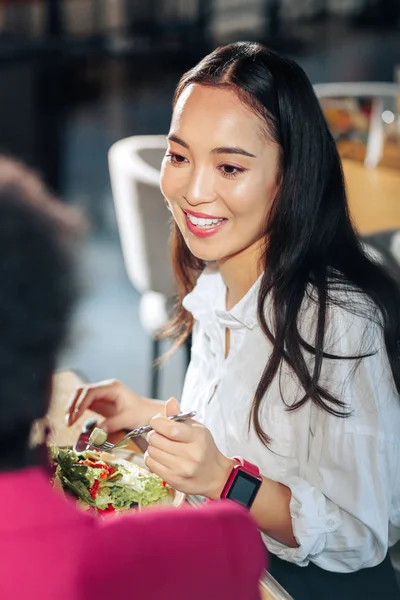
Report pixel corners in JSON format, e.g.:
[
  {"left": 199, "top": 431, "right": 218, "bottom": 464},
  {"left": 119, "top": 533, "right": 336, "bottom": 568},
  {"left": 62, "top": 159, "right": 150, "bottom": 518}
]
[{"left": 50, "top": 447, "right": 169, "bottom": 511}]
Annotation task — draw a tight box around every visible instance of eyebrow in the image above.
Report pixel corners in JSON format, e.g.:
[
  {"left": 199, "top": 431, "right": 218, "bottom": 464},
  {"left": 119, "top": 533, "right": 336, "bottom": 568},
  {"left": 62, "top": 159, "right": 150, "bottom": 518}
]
[{"left": 167, "top": 134, "right": 256, "bottom": 158}]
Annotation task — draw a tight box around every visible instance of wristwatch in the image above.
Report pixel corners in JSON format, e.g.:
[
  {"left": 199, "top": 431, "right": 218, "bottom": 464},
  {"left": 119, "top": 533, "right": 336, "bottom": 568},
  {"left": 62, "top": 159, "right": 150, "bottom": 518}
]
[{"left": 220, "top": 457, "right": 262, "bottom": 508}]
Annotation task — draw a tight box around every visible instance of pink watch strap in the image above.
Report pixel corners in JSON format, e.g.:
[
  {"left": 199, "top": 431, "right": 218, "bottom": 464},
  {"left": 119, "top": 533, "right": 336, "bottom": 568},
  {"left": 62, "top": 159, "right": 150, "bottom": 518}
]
[
  {"left": 220, "top": 457, "right": 261, "bottom": 500},
  {"left": 232, "top": 456, "right": 261, "bottom": 477}
]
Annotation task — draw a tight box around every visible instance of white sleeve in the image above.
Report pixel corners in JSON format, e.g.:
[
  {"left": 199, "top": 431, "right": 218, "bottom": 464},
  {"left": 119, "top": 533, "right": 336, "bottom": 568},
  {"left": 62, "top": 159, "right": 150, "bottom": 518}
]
[{"left": 264, "top": 302, "right": 400, "bottom": 571}]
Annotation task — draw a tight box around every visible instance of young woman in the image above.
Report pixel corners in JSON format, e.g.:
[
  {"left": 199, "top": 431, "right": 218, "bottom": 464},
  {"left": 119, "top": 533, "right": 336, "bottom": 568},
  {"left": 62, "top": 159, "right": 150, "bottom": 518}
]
[{"left": 68, "top": 42, "right": 400, "bottom": 598}]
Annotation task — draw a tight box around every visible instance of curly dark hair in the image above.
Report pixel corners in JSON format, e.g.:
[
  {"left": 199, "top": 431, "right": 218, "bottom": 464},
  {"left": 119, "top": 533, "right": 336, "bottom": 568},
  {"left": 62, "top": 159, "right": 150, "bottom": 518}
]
[{"left": 0, "top": 157, "right": 82, "bottom": 469}]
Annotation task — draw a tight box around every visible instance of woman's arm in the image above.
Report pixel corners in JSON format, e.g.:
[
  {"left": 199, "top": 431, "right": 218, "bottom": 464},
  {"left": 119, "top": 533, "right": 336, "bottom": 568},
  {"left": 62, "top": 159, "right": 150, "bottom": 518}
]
[
  {"left": 66, "top": 379, "right": 165, "bottom": 431},
  {"left": 256, "top": 332, "right": 400, "bottom": 570},
  {"left": 146, "top": 346, "right": 400, "bottom": 570},
  {"left": 146, "top": 300, "right": 400, "bottom": 569},
  {"left": 146, "top": 398, "right": 298, "bottom": 547},
  {"left": 206, "top": 388, "right": 400, "bottom": 568},
  {"left": 208, "top": 456, "right": 298, "bottom": 547}
]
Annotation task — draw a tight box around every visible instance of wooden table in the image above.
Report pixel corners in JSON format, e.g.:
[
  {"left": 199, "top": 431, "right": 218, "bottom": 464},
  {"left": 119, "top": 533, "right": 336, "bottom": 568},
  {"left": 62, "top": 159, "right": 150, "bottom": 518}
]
[
  {"left": 342, "top": 159, "right": 400, "bottom": 235},
  {"left": 44, "top": 370, "right": 291, "bottom": 600}
]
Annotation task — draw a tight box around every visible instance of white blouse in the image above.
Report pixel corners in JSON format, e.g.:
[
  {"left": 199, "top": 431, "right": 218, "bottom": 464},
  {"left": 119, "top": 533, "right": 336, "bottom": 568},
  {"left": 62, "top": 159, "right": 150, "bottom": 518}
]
[{"left": 180, "top": 269, "right": 400, "bottom": 572}]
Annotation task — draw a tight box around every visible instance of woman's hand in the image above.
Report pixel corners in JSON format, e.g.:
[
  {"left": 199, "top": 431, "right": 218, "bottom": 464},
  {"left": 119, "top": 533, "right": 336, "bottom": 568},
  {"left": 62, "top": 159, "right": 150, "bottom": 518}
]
[
  {"left": 144, "top": 398, "right": 235, "bottom": 498},
  {"left": 66, "top": 379, "right": 163, "bottom": 433},
  {"left": 145, "top": 401, "right": 297, "bottom": 546}
]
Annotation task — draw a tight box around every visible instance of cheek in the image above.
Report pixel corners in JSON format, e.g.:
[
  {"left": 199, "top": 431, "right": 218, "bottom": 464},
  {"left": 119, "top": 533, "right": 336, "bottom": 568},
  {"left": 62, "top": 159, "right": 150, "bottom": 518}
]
[
  {"left": 160, "top": 162, "right": 173, "bottom": 201},
  {"left": 160, "top": 166, "right": 187, "bottom": 214},
  {"left": 226, "top": 177, "right": 276, "bottom": 221},
  {"left": 160, "top": 167, "right": 185, "bottom": 228}
]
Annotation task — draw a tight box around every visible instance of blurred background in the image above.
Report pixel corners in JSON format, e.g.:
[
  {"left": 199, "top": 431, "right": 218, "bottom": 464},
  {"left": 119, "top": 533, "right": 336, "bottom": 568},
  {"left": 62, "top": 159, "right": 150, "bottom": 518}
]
[{"left": 1, "top": 0, "right": 400, "bottom": 401}]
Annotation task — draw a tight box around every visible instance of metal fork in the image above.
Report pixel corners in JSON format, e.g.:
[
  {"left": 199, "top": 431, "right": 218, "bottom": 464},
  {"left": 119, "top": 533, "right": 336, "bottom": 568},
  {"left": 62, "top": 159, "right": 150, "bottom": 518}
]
[{"left": 87, "top": 411, "right": 196, "bottom": 452}]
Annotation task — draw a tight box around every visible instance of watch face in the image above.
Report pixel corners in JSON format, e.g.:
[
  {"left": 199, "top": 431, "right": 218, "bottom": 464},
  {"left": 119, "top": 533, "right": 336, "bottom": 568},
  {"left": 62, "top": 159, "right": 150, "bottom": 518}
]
[{"left": 226, "top": 469, "right": 261, "bottom": 508}]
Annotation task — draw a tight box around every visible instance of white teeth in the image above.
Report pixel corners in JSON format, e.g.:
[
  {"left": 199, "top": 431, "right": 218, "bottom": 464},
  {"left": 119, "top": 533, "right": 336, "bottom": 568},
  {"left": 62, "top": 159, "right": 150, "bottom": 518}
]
[{"left": 186, "top": 213, "right": 224, "bottom": 228}]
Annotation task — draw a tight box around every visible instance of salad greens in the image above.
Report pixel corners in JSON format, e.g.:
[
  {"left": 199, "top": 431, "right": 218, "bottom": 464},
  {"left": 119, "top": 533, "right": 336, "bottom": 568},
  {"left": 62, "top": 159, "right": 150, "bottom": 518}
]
[{"left": 50, "top": 447, "right": 169, "bottom": 513}]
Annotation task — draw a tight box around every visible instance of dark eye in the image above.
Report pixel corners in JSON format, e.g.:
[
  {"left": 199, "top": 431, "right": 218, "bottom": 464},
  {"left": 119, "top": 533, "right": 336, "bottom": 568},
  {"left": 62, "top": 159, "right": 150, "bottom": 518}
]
[
  {"left": 221, "top": 165, "right": 238, "bottom": 174},
  {"left": 166, "top": 153, "right": 187, "bottom": 164},
  {"left": 219, "top": 164, "right": 244, "bottom": 178}
]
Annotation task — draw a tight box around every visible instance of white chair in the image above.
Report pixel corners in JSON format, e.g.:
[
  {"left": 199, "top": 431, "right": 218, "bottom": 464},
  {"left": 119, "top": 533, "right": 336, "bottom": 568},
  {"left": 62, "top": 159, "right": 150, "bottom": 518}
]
[{"left": 108, "top": 135, "right": 180, "bottom": 398}]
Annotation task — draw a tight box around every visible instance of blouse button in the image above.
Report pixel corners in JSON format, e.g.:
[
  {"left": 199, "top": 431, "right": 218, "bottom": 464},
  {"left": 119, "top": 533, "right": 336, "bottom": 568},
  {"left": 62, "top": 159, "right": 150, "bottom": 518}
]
[{"left": 326, "top": 519, "right": 336, "bottom": 531}]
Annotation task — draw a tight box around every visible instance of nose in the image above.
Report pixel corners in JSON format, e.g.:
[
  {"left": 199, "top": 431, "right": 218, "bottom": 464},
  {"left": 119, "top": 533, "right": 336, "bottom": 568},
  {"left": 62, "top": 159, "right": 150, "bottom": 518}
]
[{"left": 184, "top": 166, "right": 217, "bottom": 207}]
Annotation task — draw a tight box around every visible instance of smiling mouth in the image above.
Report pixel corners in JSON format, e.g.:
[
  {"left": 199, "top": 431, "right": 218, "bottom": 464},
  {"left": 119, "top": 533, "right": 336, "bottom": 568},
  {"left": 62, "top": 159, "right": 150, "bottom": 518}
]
[{"left": 184, "top": 211, "right": 226, "bottom": 229}]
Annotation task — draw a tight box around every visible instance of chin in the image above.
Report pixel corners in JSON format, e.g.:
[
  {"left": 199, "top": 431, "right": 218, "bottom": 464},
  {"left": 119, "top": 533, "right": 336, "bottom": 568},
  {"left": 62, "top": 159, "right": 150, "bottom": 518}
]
[{"left": 184, "top": 240, "right": 227, "bottom": 263}]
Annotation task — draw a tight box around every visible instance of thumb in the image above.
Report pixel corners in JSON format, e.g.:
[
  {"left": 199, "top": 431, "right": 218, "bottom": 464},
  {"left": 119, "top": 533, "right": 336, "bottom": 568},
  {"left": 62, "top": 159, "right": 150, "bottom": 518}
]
[
  {"left": 165, "top": 397, "right": 181, "bottom": 417},
  {"left": 101, "top": 415, "right": 126, "bottom": 434}
]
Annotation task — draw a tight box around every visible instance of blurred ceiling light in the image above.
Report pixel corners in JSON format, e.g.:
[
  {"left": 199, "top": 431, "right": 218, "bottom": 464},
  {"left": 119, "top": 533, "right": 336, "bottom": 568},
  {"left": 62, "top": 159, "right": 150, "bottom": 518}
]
[{"left": 382, "top": 110, "right": 395, "bottom": 124}]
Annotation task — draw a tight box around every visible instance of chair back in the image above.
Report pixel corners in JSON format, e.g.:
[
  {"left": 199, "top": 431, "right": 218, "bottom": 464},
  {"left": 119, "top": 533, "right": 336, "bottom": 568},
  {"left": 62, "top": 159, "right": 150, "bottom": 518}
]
[{"left": 108, "top": 135, "right": 175, "bottom": 297}]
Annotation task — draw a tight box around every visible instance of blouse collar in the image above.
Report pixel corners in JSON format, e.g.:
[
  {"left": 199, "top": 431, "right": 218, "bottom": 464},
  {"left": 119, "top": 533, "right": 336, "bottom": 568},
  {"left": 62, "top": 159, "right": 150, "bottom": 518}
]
[{"left": 183, "top": 268, "right": 262, "bottom": 331}]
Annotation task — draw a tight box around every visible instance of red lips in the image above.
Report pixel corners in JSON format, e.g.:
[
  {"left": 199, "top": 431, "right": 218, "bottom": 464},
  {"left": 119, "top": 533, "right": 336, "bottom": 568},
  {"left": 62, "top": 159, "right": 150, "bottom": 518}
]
[{"left": 184, "top": 211, "right": 227, "bottom": 238}]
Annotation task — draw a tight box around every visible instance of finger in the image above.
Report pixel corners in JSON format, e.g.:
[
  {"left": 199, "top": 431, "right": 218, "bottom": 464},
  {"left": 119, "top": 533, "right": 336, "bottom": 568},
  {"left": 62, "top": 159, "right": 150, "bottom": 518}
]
[
  {"left": 101, "top": 415, "right": 127, "bottom": 434},
  {"left": 147, "top": 430, "right": 186, "bottom": 456},
  {"left": 144, "top": 452, "right": 173, "bottom": 481},
  {"left": 65, "top": 399, "right": 115, "bottom": 426},
  {"left": 164, "top": 397, "right": 181, "bottom": 418},
  {"left": 150, "top": 414, "right": 194, "bottom": 443},
  {"left": 66, "top": 379, "right": 117, "bottom": 425},
  {"left": 84, "top": 399, "right": 116, "bottom": 416},
  {"left": 66, "top": 385, "right": 88, "bottom": 425},
  {"left": 146, "top": 448, "right": 195, "bottom": 482},
  {"left": 66, "top": 385, "right": 85, "bottom": 419},
  {"left": 146, "top": 444, "right": 179, "bottom": 470}
]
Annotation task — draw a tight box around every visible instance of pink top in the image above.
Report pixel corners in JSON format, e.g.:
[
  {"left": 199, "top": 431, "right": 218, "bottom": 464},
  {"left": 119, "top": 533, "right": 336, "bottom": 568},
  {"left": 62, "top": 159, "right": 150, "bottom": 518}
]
[{"left": 0, "top": 467, "right": 265, "bottom": 600}]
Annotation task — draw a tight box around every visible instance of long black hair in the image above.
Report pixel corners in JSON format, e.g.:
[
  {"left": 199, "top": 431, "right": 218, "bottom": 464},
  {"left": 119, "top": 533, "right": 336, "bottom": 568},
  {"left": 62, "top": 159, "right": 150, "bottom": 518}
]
[{"left": 163, "top": 42, "right": 400, "bottom": 445}]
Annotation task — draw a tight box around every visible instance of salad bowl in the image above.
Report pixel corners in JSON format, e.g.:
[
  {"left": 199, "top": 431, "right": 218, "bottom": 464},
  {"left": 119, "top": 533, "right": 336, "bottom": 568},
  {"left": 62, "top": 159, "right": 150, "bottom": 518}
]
[{"left": 50, "top": 445, "right": 186, "bottom": 513}]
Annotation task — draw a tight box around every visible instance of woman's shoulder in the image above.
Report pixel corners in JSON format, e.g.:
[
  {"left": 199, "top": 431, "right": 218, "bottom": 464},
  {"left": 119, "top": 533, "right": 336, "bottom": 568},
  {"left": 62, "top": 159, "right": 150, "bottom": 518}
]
[
  {"left": 300, "top": 280, "right": 383, "bottom": 354},
  {"left": 302, "top": 282, "right": 399, "bottom": 430},
  {"left": 305, "top": 277, "right": 381, "bottom": 322}
]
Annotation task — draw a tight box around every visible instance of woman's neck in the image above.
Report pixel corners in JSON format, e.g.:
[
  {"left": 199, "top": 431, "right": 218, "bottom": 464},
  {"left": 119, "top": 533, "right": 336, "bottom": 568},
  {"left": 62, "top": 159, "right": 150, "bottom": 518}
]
[{"left": 218, "top": 239, "right": 264, "bottom": 310}]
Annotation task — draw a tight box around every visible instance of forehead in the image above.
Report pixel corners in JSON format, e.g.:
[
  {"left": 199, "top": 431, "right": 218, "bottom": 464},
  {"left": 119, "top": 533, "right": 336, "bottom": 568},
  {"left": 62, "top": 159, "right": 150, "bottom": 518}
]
[{"left": 171, "top": 84, "right": 266, "bottom": 148}]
